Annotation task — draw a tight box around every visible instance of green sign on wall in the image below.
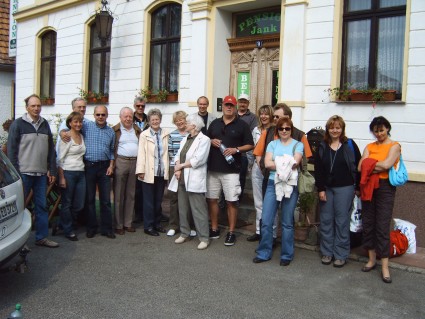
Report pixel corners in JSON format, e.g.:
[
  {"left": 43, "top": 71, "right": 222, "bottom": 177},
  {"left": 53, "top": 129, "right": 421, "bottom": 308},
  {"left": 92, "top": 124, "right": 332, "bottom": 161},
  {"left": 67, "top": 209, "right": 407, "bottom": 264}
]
[
  {"left": 237, "top": 72, "right": 250, "bottom": 98},
  {"left": 236, "top": 9, "right": 281, "bottom": 38}
]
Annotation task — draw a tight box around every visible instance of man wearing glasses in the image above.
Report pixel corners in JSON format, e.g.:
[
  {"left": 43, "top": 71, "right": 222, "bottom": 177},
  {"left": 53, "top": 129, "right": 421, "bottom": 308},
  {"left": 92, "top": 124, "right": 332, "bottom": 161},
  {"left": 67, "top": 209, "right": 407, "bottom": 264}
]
[
  {"left": 133, "top": 96, "right": 149, "bottom": 131},
  {"left": 133, "top": 96, "right": 149, "bottom": 224},
  {"left": 206, "top": 95, "right": 254, "bottom": 246},
  {"left": 84, "top": 105, "right": 116, "bottom": 239}
]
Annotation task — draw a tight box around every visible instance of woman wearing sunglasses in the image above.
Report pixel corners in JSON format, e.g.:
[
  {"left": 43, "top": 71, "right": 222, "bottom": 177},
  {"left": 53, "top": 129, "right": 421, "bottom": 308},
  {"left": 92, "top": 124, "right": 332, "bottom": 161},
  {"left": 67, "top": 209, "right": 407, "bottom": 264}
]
[{"left": 253, "top": 117, "right": 303, "bottom": 266}]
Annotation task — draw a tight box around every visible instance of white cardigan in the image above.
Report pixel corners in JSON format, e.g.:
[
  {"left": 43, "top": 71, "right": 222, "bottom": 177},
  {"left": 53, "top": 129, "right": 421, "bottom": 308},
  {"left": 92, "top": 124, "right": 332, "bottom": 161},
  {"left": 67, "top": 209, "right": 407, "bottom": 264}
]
[{"left": 168, "top": 132, "right": 210, "bottom": 193}]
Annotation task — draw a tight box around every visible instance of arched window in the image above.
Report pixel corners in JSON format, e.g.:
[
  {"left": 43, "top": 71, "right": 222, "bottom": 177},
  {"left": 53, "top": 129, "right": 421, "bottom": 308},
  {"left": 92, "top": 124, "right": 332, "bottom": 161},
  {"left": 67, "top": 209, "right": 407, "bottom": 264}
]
[
  {"left": 89, "top": 22, "right": 111, "bottom": 97},
  {"left": 40, "top": 31, "right": 56, "bottom": 100},
  {"left": 150, "top": 3, "right": 181, "bottom": 93}
]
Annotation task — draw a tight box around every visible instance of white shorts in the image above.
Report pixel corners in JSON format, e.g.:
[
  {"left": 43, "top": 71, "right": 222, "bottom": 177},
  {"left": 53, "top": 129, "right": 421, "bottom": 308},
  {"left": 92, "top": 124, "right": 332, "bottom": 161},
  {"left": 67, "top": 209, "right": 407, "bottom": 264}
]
[{"left": 206, "top": 172, "right": 241, "bottom": 202}]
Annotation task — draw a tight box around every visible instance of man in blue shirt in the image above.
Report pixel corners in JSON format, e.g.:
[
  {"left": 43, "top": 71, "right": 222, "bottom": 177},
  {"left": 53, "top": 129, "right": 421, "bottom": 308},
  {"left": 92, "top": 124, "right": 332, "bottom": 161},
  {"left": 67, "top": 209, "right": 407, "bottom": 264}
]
[{"left": 84, "top": 105, "right": 116, "bottom": 239}]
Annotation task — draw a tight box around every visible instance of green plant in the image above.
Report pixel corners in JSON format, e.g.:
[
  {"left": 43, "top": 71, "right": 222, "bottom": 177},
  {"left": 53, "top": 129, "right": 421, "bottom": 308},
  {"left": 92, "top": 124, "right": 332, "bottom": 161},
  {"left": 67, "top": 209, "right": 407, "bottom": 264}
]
[
  {"left": 325, "top": 82, "right": 352, "bottom": 101},
  {"left": 137, "top": 87, "right": 153, "bottom": 99},
  {"left": 156, "top": 89, "right": 168, "bottom": 102},
  {"left": 296, "top": 192, "right": 317, "bottom": 227}
]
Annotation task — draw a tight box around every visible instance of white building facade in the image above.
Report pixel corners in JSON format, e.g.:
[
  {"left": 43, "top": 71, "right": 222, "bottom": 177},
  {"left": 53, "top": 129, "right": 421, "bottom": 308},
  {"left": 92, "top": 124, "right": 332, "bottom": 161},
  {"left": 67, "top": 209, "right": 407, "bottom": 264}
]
[{"left": 13, "top": 0, "right": 425, "bottom": 239}]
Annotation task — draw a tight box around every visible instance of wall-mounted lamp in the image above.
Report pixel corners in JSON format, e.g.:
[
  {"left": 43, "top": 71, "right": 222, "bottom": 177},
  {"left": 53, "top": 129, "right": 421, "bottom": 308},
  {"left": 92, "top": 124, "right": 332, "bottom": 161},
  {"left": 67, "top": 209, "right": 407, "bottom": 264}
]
[{"left": 95, "top": 0, "right": 114, "bottom": 44}]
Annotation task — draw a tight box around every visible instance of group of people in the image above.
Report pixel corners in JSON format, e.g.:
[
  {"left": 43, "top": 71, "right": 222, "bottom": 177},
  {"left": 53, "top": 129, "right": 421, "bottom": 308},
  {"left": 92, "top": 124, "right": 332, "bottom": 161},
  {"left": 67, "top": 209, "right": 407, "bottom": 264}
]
[{"left": 7, "top": 93, "right": 400, "bottom": 283}]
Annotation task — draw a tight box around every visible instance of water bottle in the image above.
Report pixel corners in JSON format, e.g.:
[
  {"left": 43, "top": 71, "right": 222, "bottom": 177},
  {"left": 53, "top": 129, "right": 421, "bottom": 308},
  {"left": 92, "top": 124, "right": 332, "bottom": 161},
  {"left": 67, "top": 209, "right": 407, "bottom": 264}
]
[
  {"left": 219, "top": 143, "right": 235, "bottom": 165},
  {"left": 8, "top": 304, "right": 23, "bottom": 319}
]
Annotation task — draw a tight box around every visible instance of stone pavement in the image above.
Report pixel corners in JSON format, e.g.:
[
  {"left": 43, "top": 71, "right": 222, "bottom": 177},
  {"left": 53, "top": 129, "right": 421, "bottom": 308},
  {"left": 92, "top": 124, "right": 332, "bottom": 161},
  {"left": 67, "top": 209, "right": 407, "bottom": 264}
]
[{"left": 162, "top": 189, "right": 425, "bottom": 275}]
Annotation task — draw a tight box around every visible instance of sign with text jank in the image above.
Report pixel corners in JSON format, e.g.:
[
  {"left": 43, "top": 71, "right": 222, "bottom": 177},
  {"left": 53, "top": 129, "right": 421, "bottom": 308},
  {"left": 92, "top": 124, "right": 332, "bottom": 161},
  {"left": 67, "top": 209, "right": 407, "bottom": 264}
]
[
  {"left": 236, "top": 10, "right": 281, "bottom": 38},
  {"left": 237, "top": 72, "right": 250, "bottom": 98}
]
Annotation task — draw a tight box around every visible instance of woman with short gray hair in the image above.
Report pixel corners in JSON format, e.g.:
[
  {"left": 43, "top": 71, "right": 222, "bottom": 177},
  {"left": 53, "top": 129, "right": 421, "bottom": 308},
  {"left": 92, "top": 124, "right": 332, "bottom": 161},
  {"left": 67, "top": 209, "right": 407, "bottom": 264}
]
[{"left": 169, "top": 114, "right": 211, "bottom": 249}]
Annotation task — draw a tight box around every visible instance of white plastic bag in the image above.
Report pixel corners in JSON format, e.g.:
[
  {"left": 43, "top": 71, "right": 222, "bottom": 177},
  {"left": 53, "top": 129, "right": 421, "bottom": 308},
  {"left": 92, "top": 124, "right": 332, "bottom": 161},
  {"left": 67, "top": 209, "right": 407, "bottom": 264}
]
[
  {"left": 350, "top": 195, "right": 362, "bottom": 233},
  {"left": 393, "top": 218, "right": 417, "bottom": 254}
]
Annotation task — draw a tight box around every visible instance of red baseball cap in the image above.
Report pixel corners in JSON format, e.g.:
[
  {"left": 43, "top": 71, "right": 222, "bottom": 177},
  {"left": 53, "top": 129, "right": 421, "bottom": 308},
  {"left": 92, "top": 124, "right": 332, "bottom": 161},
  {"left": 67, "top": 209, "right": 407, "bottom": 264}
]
[{"left": 223, "top": 95, "right": 237, "bottom": 106}]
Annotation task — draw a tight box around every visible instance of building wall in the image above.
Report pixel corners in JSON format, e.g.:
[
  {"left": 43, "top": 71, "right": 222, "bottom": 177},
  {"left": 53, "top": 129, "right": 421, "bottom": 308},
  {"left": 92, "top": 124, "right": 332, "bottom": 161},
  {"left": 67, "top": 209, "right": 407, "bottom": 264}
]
[
  {"left": 0, "top": 71, "right": 14, "bottom": 134},
  {"left": 13, "top": 0, "right": 425, "bottom": 243}
]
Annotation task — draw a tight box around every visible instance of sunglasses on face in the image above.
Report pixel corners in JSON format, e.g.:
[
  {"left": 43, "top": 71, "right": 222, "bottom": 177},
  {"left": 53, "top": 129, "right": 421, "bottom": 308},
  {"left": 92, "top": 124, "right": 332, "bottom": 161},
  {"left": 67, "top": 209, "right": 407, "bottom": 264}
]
[
  {"left": 95, "top": 113, "right": 106, "bottom": 117},
  {"left": 278, "top": 127, "right": 291, "bottom": 132},
  {"left": 135, "top": 104, "right": 145, "bottom": 108},
  {"left": 273, "top": 115, "right": 280, "bottom": 119}
]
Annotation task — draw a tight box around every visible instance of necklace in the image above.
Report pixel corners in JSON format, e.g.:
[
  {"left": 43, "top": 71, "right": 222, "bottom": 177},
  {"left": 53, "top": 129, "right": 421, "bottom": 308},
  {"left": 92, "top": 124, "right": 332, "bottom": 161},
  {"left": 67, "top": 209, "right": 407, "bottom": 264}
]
[{"left": 329, "top": 143, "right": 341, "bottom": 173}]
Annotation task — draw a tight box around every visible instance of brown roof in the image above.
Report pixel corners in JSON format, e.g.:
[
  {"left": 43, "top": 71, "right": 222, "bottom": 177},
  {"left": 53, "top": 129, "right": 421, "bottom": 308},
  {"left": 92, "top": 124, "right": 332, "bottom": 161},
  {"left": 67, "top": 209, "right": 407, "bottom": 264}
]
[{"left": 0, "top": 0, "right": 16, "bottom": 65}]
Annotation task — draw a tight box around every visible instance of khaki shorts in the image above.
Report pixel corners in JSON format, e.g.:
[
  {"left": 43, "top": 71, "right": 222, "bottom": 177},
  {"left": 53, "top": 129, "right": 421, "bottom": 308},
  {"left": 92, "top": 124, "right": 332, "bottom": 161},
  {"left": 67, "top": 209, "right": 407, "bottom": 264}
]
[{"left": 206, "top": 172, "right": 241, "bottom": 202}]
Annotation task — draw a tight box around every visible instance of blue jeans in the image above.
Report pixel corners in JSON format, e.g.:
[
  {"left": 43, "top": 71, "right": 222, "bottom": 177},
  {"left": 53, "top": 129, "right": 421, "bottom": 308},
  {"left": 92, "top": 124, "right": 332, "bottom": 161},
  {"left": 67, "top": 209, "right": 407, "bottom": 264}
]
[
  {"left": 85, "top": 161, "right": 112, "bottom": 233},
  {"left": 319, "top": 185, "right": 354, "bottom": 260},
  {"left": 60, "top": 170, "right": 86, "bottom": 235},
  {"left": 142, "top": 176, "right": 165, "bottom": 230},
  {"left": 22, "top": 174, "right": 48, "bottom": 241},
  {"left": 256, "top": 179, "right": 299, "bottom": 262}
]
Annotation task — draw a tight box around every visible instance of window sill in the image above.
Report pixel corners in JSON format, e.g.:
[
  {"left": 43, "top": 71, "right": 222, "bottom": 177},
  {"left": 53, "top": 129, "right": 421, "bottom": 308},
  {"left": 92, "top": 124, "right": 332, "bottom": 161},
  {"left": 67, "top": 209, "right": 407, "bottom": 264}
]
[
  {"left": 334, "top": 100, "right": 405, "bottom": 105},
  {"left": 41, "top": 99, "right": 55, "bottom": 106},
  {"left": 87, "top": 97, "right": 109, "bottom": 105}
]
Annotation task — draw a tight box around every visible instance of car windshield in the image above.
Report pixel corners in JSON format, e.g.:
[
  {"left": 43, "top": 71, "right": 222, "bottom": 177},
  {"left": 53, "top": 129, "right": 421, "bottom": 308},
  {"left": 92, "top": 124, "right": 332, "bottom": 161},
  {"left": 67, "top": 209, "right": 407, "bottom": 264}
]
[{"left": 0, "top": 151, "right": 20, "bottom": 188}]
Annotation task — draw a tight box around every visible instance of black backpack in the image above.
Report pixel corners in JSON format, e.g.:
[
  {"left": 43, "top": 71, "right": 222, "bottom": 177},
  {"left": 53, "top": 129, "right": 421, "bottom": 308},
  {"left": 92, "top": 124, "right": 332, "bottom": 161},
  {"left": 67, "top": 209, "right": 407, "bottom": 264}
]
[{"left": 306, "top": 126, "right": 325, "bottom": 164}]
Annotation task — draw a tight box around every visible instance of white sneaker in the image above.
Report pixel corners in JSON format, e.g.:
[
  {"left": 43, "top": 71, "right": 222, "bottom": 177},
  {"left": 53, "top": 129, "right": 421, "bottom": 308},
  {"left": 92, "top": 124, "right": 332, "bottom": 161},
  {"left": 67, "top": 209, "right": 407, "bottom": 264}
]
[
  {"left": 175, "top": 236, "right": 188, "bottom": 244},
  {"left": 190, "top": 230, "right": 197, "bottom": 237},
  {"left": 197, "top": 241, "right": 209, "bottom": 250},
  {"left": 167, "top": 229, "right": 176, "bottom": 236}
]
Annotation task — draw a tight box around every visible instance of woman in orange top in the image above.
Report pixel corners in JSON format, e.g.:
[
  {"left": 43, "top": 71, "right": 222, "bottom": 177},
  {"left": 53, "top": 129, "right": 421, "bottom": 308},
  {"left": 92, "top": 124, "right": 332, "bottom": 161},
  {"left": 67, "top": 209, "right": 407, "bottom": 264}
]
[{"left": 358, "top": 116, "right": 401, "bottom": 284}]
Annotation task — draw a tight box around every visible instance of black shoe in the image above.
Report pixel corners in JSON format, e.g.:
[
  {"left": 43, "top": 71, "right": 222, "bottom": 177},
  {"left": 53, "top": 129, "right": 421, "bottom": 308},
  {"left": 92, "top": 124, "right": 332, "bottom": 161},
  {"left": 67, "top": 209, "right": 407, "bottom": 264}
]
[
  {"left": 144, "top": 228, "right": 159, "bottom": 236},
  {"left": 253, "top": 257, "right": 269, "bottom": 264},
  {"left": 247, "top": 233, "right": 261, "bottom": 242},
  {"left": 101, "top": 232, "right": 116, "bottom": 239},
  {"left": 86, "top": 230, "right": 97, "bottom": 238},
  {"left": 381, "top": 272, "right": 392, "bottom": 284},
  {"left": 65, "top": 233, "right": 79, "bottom": 241},
  {"left": 224, "top": 232, "right": 236, "bottom": 246},
  {"left": 209, "top": 228, "right": 220, "bottom": 239},
  {"left": 280, "top": 260, "right": 291, "bottom": 266},
  {"left": 154, "top": 226, "right": 166, "bottom": 233}
]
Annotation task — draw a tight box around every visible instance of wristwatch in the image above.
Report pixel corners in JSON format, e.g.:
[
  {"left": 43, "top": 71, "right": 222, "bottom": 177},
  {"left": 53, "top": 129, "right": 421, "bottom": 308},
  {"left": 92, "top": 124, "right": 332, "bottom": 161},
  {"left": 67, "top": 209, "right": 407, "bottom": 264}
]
[{"left": 236, "top": 147, "right": 240, "bottom": 154}]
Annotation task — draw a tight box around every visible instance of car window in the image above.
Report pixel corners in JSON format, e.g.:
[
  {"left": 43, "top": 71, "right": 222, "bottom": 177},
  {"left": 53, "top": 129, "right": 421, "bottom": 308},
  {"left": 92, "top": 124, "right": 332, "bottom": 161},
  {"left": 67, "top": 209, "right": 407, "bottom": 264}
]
[{"left": 0, "top": 151, "right": 20, "bottom": 188}]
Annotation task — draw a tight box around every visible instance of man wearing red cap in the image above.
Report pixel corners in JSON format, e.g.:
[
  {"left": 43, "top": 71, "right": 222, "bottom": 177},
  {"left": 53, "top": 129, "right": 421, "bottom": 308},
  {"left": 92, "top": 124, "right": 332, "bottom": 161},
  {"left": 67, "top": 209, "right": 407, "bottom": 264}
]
[{"left": 206, "top": 95, "right": 254, "bottom": 246}]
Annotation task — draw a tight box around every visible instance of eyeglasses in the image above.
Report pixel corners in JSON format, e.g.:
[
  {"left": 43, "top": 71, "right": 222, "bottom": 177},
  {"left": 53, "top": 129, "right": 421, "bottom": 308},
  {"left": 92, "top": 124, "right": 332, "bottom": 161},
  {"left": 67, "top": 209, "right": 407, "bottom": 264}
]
[
  {"left": 135, "top": 104, "right": 145, "bottom": 108},
  {"left": 95, "top": 113, "right": 106, "bottom": 117},
  {"left": 278, "top": 127, "right": 291, "bottom": 132},
  {"left": 273, "top": 115, "right": 280, "bottom": 119}
]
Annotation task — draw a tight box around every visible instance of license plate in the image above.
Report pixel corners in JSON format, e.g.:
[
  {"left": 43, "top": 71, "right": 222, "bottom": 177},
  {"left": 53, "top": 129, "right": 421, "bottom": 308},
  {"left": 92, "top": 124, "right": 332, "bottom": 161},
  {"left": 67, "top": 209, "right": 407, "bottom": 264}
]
[{"left": 0, "top": 201, "right": 18, "bottom": 224}]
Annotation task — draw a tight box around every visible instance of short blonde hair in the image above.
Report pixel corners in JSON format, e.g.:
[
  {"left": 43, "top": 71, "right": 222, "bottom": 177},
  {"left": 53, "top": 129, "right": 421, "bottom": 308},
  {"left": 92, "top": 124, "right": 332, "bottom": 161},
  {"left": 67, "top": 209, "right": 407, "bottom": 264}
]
[{"left": 172, "top": 110, "right": 187, "bottom": 124}]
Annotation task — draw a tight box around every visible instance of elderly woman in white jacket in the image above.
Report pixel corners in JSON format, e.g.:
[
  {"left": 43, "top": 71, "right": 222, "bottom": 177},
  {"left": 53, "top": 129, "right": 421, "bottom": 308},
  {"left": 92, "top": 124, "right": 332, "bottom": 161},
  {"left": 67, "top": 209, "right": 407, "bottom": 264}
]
[{"left": 170, "top": 113, "right": 211, "bottom": 250}]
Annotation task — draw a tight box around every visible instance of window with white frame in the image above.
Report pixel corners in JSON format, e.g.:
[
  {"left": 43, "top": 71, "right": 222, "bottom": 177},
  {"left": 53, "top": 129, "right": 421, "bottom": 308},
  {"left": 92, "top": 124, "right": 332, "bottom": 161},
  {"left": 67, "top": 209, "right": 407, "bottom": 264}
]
[
  {"left": 150, "top": 3, "right": 181, "bottom": 94},
  {"left": 40, "top": 30, "right": 56, "bottom": 99},
  {"left": 342, "top": 0, "right": 406, "bottom": 97}
]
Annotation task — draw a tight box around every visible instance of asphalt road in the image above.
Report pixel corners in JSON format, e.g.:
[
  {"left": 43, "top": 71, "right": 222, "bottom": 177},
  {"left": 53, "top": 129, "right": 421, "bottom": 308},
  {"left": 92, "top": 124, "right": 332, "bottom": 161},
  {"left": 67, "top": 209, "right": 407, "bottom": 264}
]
[{"left": 1, "top": 228, "right": 424, "bottom": 319}]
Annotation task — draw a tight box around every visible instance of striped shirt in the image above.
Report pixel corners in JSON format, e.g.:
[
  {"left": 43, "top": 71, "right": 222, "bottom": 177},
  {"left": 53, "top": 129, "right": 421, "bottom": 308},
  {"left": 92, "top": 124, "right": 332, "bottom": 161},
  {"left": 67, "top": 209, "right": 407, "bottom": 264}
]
[{"left": 168, "top": 129, "right": 188, "bottom": 167}]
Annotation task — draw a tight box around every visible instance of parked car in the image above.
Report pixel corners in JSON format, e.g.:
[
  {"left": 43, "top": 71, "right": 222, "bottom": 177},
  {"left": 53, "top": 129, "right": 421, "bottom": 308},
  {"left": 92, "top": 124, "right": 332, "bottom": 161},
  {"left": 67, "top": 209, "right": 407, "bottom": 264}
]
[{"left": 0, "top": 149, "right": 32, "bottom": 269}]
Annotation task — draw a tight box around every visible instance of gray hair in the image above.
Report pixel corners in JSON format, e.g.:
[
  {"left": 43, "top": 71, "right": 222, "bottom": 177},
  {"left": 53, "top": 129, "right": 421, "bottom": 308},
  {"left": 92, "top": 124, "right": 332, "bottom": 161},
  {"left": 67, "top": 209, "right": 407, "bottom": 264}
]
[
  {"left": 186, "top": 113, "right": 205, "bottom": 132},
  {"left": 147, "top": 108, "right": 162, "bottom": 121},
  {"left": 120, "top": 107, "right": 133, "bottom": 117},
  {"left": 134, "top": 96, "right": 147, "bottom": 105},
  {"left": 72, "top": 97, "right": 87, "bottom": 108}
]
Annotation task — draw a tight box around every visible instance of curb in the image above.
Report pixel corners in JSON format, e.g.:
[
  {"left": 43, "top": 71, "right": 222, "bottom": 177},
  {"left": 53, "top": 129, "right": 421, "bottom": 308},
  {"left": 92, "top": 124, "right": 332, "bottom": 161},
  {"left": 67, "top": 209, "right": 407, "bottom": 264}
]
[{"left": 235, "top": 227, "right": 425, "bottom": 275}]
